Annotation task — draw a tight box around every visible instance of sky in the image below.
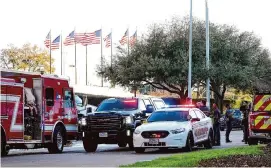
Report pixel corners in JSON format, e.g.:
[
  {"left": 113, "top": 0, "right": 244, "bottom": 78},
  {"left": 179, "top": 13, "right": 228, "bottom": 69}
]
[{"left": 0, "top": 0, "right": 270, "bottom": 86}]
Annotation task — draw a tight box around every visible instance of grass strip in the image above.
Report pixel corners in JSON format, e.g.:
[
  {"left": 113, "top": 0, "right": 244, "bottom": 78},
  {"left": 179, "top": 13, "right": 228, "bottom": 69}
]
[{"left": 121, "top": 146, "right": 263, "bottom": 167}]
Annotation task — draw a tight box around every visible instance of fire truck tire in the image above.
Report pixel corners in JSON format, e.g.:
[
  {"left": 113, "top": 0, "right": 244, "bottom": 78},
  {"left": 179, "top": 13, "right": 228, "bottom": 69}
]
[
  {"left": 1, "top": 130, "right": 9, "bottom": 157},
  {"left": 48, "top": 125, "right": 65, "bottom": 153},
  {"left": 83, "top": 137, "right": 98, "bottom": 152}
]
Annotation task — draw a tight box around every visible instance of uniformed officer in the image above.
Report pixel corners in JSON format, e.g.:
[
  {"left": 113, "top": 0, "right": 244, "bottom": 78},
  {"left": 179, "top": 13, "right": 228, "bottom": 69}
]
[
  {"left": 241, "top": 102, "right": 249, "bottom": 144},
  {"left": 225, "top": 104, "right": 233, "bottom": 143},
  {"left": 212, "top": 103, "right": 221, "bottom": 146}
]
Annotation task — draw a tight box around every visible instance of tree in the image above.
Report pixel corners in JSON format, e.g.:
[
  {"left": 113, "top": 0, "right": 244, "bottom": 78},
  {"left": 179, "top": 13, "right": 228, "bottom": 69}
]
[
  {"left": 99, "top": 16, "right": 271, "bottom": 110},
  {"left": 0, "top": 43, "right": 55, "bottom": 73}
]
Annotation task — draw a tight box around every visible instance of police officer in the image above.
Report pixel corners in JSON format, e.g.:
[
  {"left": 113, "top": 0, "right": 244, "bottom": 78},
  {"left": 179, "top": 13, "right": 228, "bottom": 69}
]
[
  {"left": 212, "top": 103, "right": 221, "bottom": 146},
  {"left": 241, "top": 102, "right": 249, "bottom": 144},
  {"left": 225, "top": 104, "right": 233, "bottom": 143},
  {"left": 199, "top": 99, "right": 210, "bottom": 117}
]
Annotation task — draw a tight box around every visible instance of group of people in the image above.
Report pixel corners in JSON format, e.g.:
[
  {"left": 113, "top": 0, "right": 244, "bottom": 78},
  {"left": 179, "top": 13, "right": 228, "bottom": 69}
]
[{"left": 196, "top": 100, "right": 250, "bottom": 146}]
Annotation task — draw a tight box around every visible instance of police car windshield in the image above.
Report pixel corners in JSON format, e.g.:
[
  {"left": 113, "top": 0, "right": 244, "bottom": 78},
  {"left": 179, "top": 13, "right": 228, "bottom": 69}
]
[
  {"left": 147, "top": 111, "right": 189, "bottom": 122},
  {"left": 96, "top": 99, "right": 138, "bottom": 112}
]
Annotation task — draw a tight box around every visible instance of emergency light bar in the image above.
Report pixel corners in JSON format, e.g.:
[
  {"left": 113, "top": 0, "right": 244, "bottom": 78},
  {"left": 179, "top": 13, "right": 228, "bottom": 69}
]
[{"left": 164, "top": 104, "right": 196, "bottom": 108}]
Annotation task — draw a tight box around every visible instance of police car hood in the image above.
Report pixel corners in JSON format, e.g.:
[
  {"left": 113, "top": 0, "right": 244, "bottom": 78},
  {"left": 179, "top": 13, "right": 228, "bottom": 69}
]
[
  {"left": 138, "top": 121, "right": 189, "bottom": 131},
  {"left": 91, "top": 110, "right": 138, "bottom": 116}
]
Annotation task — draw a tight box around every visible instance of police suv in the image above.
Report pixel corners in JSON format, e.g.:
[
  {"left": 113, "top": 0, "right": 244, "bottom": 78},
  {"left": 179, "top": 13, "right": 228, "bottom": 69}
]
[{"left": 133, "top": 105, "right": 214, "bottom": 153}]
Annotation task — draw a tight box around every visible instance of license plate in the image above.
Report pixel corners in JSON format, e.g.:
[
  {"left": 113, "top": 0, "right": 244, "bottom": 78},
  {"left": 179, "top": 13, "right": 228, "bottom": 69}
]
[
  {"left": 99, "top": 132, "right": 108, "bottom": 137},
  {"left": 149, "top": 139, "right": 159, "bottom": 144}
]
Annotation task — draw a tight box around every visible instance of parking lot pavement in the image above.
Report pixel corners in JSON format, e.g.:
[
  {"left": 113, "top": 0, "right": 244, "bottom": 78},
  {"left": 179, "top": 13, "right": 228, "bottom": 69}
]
[{"left": 1, "top": 130, "right": 246, "bottom": 167}]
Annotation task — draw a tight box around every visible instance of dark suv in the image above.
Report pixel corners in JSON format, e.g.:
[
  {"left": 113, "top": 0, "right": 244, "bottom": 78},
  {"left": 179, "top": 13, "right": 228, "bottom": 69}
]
[{"left": 79, "top": 97, "right": 166, "bottom": 152}]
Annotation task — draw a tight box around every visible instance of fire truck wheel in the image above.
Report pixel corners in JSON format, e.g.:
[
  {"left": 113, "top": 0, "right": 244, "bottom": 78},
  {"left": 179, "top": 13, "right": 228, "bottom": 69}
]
[
  {"left": 83, "top": 137, "right": 98, "bottom": 152},
  {"left": 48, "top": 125, "right": 65, "bottom": 153},
  {"left": 1, "top": 132, "right": 9, "bottom": 156},
  {"left": 248, "top": 138, "right": 258, "bottom": 146}
]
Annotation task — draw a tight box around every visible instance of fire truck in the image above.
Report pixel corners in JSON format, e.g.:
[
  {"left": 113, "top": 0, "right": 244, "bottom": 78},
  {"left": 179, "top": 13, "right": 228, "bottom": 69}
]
[
  {"left": 248, "top": 90, "right": 271, "bottom": 145},
  {"left": 1, "top": 69, "right": 78, "bottom": 156}
]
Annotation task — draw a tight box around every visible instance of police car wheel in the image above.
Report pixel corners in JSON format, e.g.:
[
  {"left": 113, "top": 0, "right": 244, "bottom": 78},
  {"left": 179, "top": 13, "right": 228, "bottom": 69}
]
[
  {"left": 83, "top": 137, "right": 98, "bottom": 152},
  {"left": 128, "top": 141, "right": 134, "bottom": 149},
  {"left": 204, "top": 130, "right": 213, "bottom": 149},
  {"left": 184, "top": 132, "right": 193, "bottom": 152},
  {"left": 118, "top": 142, "right": 127, "bottom": 147},
  {"left": 48, "top": 125, "right": 65, "bottom": 153},
  {"left": 134, "top": 147, "right": 145, "bottom": 153}
]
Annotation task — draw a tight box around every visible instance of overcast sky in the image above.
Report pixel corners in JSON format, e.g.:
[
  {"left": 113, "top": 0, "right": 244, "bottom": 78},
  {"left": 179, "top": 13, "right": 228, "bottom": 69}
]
[{"left": 1, "top": 0, "right": 270, "bottom": 86}]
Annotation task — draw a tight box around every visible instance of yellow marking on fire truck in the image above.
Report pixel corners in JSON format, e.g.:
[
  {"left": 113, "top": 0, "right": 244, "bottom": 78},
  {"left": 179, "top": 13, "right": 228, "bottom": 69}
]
[
  {"left": 254, "top": 95, "right": 271, "bottom": 111},
  {"left": 264, "top": 102, "right": 271, "bottom": 111},
  {"left": 260, "top": 118, "right": 271, "bottom": 129},
  {"left": 255, "top": 116, "right": 264, "bottom": 126}
]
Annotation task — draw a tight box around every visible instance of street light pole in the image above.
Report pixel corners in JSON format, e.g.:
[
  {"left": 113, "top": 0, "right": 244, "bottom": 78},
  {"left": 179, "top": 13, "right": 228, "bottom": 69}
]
[
  {"left": 188, "top": 0, "right": 193, "bottom": 102},
  {"left": 205, "top": 0, "right": 210, "bottom": 108}
]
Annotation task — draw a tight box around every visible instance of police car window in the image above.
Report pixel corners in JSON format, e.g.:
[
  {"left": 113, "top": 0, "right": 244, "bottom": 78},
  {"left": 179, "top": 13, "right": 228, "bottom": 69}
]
[
  {"left": 64, "top": 90, "right": 74, "bottom": 108},
  {"left": 147, "top": 111, "right": 189, "bottom": 122},
  {"left": 96, "top": 99, "right": 138, "bottom": 112},
  {"left": 143, "top": 99, "right": 151, "bottom": 106},
  {"left": 153, "top": 100, "right": 165, "bottom": 109},
  {"left": 195, "top": 110, "right": 205, "bottom": 119},
  {"left": 138, "top": 99, "right": 146, "bottom": 111},
  {"left": 189, "top": 110, "right": 197, "bottom": 118}
]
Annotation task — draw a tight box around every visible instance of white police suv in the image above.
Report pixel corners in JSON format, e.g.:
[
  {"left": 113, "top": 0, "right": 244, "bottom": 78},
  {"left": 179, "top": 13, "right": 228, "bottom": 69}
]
[{"left": 133, "top": 105, "right": 213, "bottom": 153}]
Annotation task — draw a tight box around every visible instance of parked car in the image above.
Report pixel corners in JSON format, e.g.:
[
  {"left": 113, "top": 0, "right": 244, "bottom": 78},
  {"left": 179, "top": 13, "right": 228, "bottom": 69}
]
[
  {"left": 133, "top": 105, "right": 213, "bottom": 153},
  {"left": 220, "top": 109, "right": 243, "bottom": 131},
  {"left": 79, "top": 97, "right": 166, "bottom": 152}
]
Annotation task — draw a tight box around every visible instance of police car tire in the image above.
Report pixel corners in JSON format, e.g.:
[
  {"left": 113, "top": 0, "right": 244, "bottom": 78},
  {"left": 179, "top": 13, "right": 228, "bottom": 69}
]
[
  {"left": 48, "top": 125, "right": 65, "bottom": 154},
  {"left": 134, "top": 147, "right": 145, "bottom": 153},
  {"left": 118, "top": 142, "right": 127, "bottom": 147},
  {"left": 184, "top": 132, "right": 193, "bottom": 152},
  {"left": 128, "top": 141, "right": 134, "bottom": 149},
  {"left": 204, "top": 130, "right": 213, "bottom": 149},
  {"left": 83, "top": 137, "right": 98, "bottom": 152}
]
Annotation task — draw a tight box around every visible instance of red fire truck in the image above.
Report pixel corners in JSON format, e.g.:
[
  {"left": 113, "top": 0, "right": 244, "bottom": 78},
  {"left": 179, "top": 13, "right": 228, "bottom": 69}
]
[
  {"left": 1, "top": 69, "right": 78, "bottom": 156},
  {"left": 248, "top": 91, "right": 271, "bottom": 145}
]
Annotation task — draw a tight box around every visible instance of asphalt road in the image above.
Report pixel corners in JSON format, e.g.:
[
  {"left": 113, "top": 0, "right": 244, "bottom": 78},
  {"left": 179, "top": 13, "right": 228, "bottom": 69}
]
[{"left": 1, "top": 130, "right": 246, "bottom": 167}]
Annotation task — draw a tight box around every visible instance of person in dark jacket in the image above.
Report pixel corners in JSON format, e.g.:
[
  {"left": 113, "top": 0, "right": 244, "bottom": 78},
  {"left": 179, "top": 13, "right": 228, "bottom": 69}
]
[
  {"left": 199, "top": 100, "right": 210, "bottom": 117},
  {"left": 240, "top": 102, "right": 249, "bottom": 144},
  {"left": 212, "top": 103, "right": 221, "bottom": 146},
  {"left": 225, "top": 104, "right": 233, "bottom": 143}
]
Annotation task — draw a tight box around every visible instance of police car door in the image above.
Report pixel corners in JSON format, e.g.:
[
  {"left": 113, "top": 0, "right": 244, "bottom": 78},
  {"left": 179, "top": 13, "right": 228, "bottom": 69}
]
[
  {"left": 189, "top": 110, "right": 201, "bottom": 143},
  {"left": 194, "top": 109, "right": 209, "bottom": 142}
]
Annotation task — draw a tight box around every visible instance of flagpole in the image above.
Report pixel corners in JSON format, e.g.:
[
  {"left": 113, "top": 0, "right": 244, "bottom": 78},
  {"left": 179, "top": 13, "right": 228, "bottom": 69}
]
[
  {"left": 49, "top": 29, "right": 52, "bottom": 74},
  {"left": 111, "top": 28, "right": 113, "bottom": 68},
  {"left": 188, "top": 0, "right": 193, "bottom": 102},
  {"left": 206, "top": 0, "right": 210, "bottom": 109},
  {"left": 127, "top": 27, "right": 130, "bottom": 56},
  {"left": 86, "top": 44, "right": 88, "bottom": 85},
  {"left": 61, "top": 30, "right": 63, "bottom": 75},
  {"left": 101, "top": 26, "right": 103, "bottom": 87},
  {"left": 74, "top": 27, "right": 77, "bottom": 85}
]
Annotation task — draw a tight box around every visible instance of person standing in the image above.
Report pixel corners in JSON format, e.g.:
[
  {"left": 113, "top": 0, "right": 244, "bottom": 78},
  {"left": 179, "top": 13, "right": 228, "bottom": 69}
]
[
  {"left": 212, "top": 103, "right": 221, "bottom": 146},
  {"left": 225, "top": 104, "right": 233, "bottom": 143},
  {"left": 199, "top": 99, "right": 210, "bottom": 117},
  {"left": 241, "top": 102, "right": 249, "bottom": 144}
]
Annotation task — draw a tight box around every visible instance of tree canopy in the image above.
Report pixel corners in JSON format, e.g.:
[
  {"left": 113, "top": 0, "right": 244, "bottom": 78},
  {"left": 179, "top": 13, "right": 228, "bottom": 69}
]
[
  {"left": 1, "top": 43, "right": 54, "bottom": 73},
  {"left": 99, "top": 16, "right": 271, "bottom": 108}
]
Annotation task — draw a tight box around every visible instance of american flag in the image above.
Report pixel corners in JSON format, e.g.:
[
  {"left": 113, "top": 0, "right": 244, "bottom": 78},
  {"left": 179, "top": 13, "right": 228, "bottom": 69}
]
[
  {"left": 44, "top": 31, "right": 51, "bottom": 48},
  {"left": 80, "top": 32, "right": 92, "bottom": 46},
  {"left": 91, "top": 29, "right": 101, "bottom": 44},
  {"left": 119, "top": 29, "right": 128, "bottom": 45},
  {"left": 103, "top": 33, "right": 111, "bottom": 48},
  {"left": 51, "top": 35, "right": 60, "bottom": 50},
  {"left": 63, "top": 31, "right": 75, "bottom": 46},
  {"left": 129, "top": 31, "right": 137, "bottom": 47}
]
